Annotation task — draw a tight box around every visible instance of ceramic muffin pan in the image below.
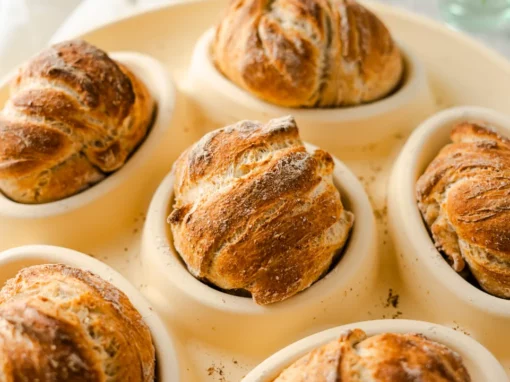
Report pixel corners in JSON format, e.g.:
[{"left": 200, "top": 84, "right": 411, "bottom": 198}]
[
  {"left": 388, "top": 106, "right": 510, "bottom": 354},
  {"left": 141, "top": 143, "right": 377, "bottom": 351},
  {"left": 0, "top": 244, "right": 180, "bottom": 381},
  {"left": 2, "top": 0, "right": 510, "bottom": 380},
  {"left": 187, "top": 28, "right": 436, "bottom": 151},
  {"left": 243, "top": 319, "right": 508, "bottom": 382}
]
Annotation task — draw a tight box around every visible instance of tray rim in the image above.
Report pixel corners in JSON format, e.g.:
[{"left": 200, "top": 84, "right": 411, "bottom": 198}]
[{"left": 55, "top": 0, "right": 510, "bottom": 79}]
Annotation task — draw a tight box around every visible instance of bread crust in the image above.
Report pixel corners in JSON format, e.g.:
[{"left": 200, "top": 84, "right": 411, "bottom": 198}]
[
  {"left": 274, "top": 329, "right": 471, "bottom": 381},
  {"left": 169, "top": 116, "right": 353, "bottom": 305},
  {"left": 0, "top": 40, "right": 155, "bottom": 203},
  {"left": 212, "top": 0, "right": 403, "bottom": 108},
  {"left": 417, "top": 122, "right": 510, "bottom": 298},
  {"left": 0, "top": 264, "right": 155, "bottom": 381}
]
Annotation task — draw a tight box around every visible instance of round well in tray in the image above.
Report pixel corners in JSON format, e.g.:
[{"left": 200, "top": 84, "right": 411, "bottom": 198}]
[
  {"left": 0, "top": 52, "right": 176, "bottom": 250},
  {"left": 141, "top": 143, "right": 378, "bottom": 350},
  {"left": 388, "top": 106, "right": 510, "bottom": 354},
  {"left": 187, "top": 28, "right": 435, "bottom": 151},
  {"left": 0, "top": 244, "right": 180, "bottom": 382},
  {"left": 0, "top": 52, "right": 174, "bottom": 219}
]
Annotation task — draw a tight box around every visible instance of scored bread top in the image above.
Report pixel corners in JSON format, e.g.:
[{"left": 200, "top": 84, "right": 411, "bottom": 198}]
[
  {"left": 274, "top": 329, "right": 471, "bottom": 381},
  {"left": 417, "top": 122, "right": 510, "bottom": 298},
  {"left": 0, "top": 264, "right": 155, "bottom": 381},
  {"left": 213, "top": 0, "right": 403, "bottom": 108},
  {"left": 169, "top": 116, "right": 354, "bottom": 305},
  {"left": 0, "top": 39, "right": 155, "bottom": 203}
]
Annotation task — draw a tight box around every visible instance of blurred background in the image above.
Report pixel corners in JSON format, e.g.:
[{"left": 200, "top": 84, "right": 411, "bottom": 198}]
[{"left": 0, "top": 0, "right": 509, "bottom": 78}]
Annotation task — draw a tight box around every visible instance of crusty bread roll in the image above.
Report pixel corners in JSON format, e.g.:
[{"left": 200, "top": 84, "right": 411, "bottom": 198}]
[
  {"left": 169, "top": 115, "right": 354, "bottom": 305},
  {"left": 417, "top": 123, "right": 510, "bottom": 298},
  {"left": 274, "top": 329, "right": 471, "bottom": 381},
  {"left": 212, "top": 0, "right": 403, "bottom": 108},
  {"left": 0, "top": 39, "right": 155, "bottom": 204},
  {"left": 0, "top": 264, "right": 155, "bottom": 381}
]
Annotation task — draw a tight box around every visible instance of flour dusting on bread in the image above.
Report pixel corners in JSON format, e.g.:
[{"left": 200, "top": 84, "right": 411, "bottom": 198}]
[
  {"left": 169, "top": 116, "right": 353, "bottom": 305},
  {"left": 213, "top": 0, "right": 403, "bottom": 108},
  {"left": 417, "top": 122, "right": 510, "bottom": 298},
  {"left": 0, "top": 264, "right": 155, "bottom": 381},
  {"left": 0, "top": 39, "right": 155, "bottom": 204},
  {"left": 274, "top": 330, "right": 471, "bottom": 381}
]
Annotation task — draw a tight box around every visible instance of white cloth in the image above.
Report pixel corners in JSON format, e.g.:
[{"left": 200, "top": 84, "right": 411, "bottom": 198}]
[
  {"left": 51, "top": 0, "right": 173, "bottom": 43},
  {"left": 0, "top": 0, "right": 172, "bottom": 79},
  {"left": 50, "top": 0, "right": 140, "bottom": 43},
  {"left": 0, "top": 0, "right": 81, "bottom": 78}
]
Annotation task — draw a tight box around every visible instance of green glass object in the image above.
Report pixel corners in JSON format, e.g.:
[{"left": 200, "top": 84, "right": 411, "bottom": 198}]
[{"left": 439, "top": 0, "right": 510, "bottom": 31}]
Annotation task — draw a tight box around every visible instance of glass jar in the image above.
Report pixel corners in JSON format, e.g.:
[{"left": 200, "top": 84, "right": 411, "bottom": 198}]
[{"left": 438, "top": 0, "right": 510, "bottom": 31}]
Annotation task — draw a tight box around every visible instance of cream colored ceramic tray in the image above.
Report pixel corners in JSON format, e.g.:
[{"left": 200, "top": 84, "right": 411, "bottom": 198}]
[{"left": 1, "top": 0, "right": 510, "bottom": 381}]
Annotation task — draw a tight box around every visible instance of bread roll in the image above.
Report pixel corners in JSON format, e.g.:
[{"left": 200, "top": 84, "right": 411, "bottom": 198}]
[
  {"left": 0, "top": 39, "right": 155, "bottom": 204},
  {"left": 212, "top": 0, "right": 403, "bottom": 108},
  {"left": 169, "top": 115, "right": 354, "bottom": 305},
  {"left": 274, "top": 329, "right": 471, "bottom": 381},
  {"left": 417, "top": 123, "right": 510, "bottom": 298},
  {"left": 0, "top": 264, "right": 155, "bottom": 381}
]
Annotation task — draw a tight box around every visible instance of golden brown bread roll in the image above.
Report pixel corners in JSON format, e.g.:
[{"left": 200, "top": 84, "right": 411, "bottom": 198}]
[
  {"left": 212, "top": 0, "right": 403, "bottom": 108},
  {"left": 168, "top": 115, "right": 354, "bottom": 305},
  {"left": 0, "top": 39, "right": 155, "bottom": 204},
  {"left": 274, "top": 329, "right": 471, "bottom": 381},
  {"left": 417, "top": 123, "right": 510, "bottom": 298},
  {"left": 0, "top": 264, "right": 155, "bottom": 381}
]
